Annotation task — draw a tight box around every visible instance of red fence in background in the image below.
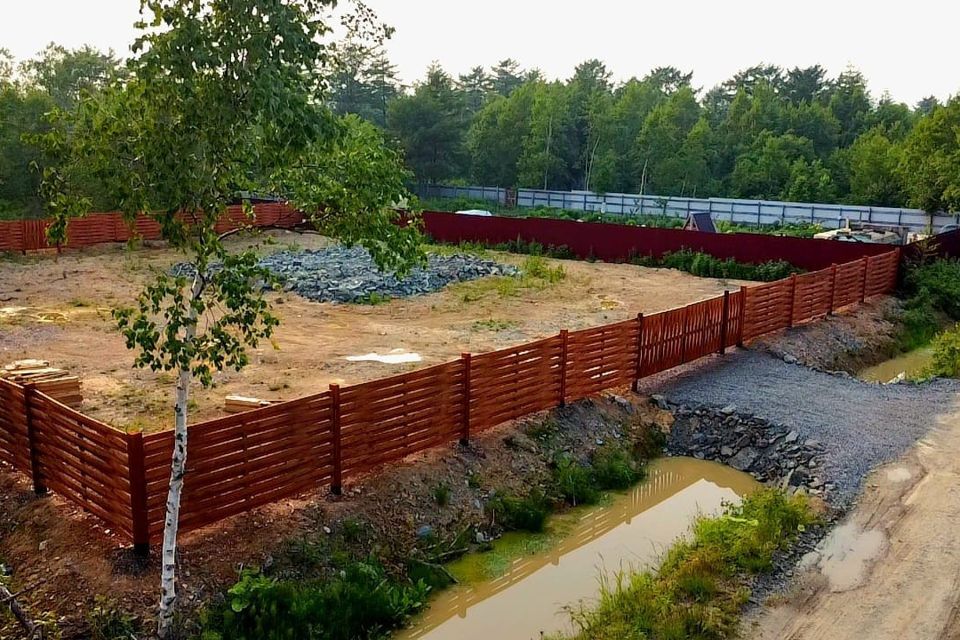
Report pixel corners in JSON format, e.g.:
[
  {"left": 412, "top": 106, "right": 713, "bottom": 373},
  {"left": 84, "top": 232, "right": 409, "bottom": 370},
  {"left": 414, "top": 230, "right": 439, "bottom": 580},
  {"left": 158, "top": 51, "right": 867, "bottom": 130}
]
[
  {"left": 0, "top": 206, "right": 901, "bottom": 550},
  {"left": 419, "top": 211, "right": 898, "bottom": 271}
]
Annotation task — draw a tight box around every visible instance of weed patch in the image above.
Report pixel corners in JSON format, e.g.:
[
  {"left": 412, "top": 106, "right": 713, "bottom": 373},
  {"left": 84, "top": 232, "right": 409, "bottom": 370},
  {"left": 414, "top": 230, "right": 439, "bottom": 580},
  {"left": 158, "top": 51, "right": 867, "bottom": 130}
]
[
  {"left": 634, "top": 249, "right": 800, "bottom": 282},
  {"left": 556, "top": 489, "right": 814, "bottom": 640},
  {"left": 201, "top": 562, "right": 429, "bottom": 640}
]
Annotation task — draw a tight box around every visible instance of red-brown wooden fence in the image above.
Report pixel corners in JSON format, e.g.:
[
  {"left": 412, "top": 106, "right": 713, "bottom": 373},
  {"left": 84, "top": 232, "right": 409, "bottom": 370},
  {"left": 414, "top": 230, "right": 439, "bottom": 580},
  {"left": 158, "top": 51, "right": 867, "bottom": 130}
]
[{"left": 0, "top": 211, "right": 902, "bottom": 551}]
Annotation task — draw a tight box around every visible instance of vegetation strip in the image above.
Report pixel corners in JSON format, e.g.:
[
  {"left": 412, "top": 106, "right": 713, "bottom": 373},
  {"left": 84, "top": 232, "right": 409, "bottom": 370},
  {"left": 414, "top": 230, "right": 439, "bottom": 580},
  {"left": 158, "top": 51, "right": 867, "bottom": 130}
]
[{"left": 552, "top": 489, "right": 813, "bottom": 640}]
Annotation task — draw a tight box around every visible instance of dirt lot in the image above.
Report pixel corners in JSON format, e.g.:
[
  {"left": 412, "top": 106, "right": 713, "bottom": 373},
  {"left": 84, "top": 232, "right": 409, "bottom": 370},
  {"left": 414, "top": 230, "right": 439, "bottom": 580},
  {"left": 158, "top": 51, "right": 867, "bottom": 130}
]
[{"left": 0, "top": 232, "right": 743, "bottom": 431}]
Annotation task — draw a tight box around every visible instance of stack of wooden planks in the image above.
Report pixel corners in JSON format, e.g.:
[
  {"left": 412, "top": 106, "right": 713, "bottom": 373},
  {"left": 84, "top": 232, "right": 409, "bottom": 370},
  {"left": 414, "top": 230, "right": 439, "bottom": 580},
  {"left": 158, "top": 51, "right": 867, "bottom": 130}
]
[
  {"left": 1, "top": 360, "right": 83, "bottom": 408},
  {"left": 224, "top": 395, "right": 278, "bottom": 414}
]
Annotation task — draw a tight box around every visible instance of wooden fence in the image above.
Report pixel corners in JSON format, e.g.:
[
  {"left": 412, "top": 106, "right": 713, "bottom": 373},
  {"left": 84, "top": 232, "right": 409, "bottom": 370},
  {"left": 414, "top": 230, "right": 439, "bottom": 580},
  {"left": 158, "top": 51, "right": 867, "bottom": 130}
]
[
  {"left": 0, "top": 218, "right": 901, "bottom": 551},
  {"left": 0, "top": 203, "right": 303, "bottom": 253}
]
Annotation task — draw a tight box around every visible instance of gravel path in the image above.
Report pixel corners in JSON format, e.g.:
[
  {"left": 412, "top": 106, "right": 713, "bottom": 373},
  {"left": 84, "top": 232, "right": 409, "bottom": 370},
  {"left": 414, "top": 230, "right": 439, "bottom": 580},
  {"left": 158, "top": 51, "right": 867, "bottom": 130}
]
[{"left": 640, "top": 350, "right": 960, "bottom": 505}]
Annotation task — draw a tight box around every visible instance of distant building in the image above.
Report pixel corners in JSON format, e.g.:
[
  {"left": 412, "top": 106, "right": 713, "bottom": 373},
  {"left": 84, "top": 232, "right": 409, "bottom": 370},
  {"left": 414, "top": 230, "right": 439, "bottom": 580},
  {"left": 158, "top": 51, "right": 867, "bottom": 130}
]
[{"left": 684, "top": 211, "right": 716, "bottom": 233}]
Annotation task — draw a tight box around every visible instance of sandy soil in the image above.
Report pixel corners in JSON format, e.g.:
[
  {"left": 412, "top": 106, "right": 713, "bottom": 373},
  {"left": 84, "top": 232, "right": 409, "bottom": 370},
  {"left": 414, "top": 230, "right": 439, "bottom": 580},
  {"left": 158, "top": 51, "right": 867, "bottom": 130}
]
[
  {"left": 745, "top": 380, "right": 960, "bottom": 639},
  {"left": 0, "top": 232, "right": 742, "bottom": 431}
]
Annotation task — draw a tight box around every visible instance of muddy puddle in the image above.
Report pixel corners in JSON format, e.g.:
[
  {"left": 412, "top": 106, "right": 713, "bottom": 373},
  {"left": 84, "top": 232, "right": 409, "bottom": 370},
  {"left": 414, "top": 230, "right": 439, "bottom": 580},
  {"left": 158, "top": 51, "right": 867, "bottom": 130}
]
[
  {"left": 858, "top": 346, "right": 934, "bottom": 383},
  {"left": 397, "top": 457, "right": 760, "bottom": 640}
]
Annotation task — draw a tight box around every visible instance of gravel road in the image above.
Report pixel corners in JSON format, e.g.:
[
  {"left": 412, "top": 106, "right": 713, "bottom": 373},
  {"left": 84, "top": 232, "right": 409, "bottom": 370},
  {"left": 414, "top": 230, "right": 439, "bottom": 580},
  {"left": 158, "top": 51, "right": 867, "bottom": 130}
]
[{"left": 640, "top": 350, "right": 960, "bottom": 505}]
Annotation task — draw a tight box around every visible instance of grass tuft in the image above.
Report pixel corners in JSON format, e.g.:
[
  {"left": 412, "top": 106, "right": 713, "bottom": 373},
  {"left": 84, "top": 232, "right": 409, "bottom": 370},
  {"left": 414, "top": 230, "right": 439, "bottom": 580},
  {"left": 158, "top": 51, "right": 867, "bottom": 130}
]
[{"left": 556, "top": 489, "right": 814, "bottom": 640}]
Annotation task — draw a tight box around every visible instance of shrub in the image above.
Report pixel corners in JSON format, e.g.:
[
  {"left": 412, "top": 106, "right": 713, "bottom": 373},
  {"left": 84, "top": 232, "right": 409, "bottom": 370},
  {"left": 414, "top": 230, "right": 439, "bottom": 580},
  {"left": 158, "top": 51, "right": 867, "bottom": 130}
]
[
  {"left": 591, "top": 446, "right": 645, "bottom": 491},
  {"left": 929, "top": 324, "right": 960, "bottom": 378},
  {"left": 561, "top": 489, "right": 813, "bottom": 640},
  {"left": 643, "top": 249, "right": 799, "bottom": 282},
  {"left": 202, "top": 562, "right": 429, "bottom": 640},
  {"left": 487, "top": 490, "right": 552, "bottom": 532},
  {"left": 553, "top": 456, "right": 601, "bottom": 506},
  {"left": 905, "top": 259, "right": 960, "bottom": 320}
]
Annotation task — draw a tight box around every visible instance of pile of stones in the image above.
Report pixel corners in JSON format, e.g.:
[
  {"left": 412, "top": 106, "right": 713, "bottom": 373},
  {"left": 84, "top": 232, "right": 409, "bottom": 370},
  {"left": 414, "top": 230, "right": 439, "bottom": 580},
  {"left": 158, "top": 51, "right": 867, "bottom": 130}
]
[
  {"left": 653, "top": 396, "right": 833, "bottom": 500},
  {"left": 173, "top": 246, "right": 517, "bottom": 304}
]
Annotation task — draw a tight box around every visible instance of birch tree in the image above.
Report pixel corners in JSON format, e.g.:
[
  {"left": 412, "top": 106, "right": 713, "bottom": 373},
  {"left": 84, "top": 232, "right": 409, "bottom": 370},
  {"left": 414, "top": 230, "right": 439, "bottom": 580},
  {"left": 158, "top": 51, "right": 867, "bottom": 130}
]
[{"left": 38, "top": 1, "right": 420, "bottom": 637}]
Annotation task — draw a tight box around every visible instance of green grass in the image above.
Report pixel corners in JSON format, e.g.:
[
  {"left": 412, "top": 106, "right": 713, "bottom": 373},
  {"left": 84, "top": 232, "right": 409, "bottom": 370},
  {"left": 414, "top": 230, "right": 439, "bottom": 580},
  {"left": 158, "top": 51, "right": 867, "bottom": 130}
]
[
  {"left": 554, "top": 489, "right": 814, "bottom": 640},
  {"left": 201, "top": 562, "right": 429, "bottom": 640},
  {"left": 456, "top": 255, "right": 567, "bottom": 302},
  {"left": 634, "top": 249, "right": 801, "bottom": 282}
]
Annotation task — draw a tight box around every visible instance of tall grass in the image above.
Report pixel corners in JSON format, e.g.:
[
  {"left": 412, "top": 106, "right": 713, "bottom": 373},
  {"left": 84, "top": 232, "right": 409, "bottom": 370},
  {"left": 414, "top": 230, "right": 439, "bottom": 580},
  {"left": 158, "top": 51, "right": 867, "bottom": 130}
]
[{"left": 557, "top": 489, "right": 813, "bottom": 640}]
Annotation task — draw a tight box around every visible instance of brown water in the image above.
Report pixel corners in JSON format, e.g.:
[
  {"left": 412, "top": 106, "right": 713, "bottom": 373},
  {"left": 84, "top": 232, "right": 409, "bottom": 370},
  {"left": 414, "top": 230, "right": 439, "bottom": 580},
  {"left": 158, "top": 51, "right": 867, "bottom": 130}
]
[
  {"left": 858, "top": 347, "right": 934, "bottom": 383},
  {"left": 396, "top": 457, "right": 760, "bottom": 640}
]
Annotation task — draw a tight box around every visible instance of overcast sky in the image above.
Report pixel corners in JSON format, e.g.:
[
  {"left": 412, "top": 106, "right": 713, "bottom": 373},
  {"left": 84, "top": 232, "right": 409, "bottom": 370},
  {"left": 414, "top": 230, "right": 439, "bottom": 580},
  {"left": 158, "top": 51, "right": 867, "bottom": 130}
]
[{"left": 2, "top": 0, "right": 956, "bottom": 106}]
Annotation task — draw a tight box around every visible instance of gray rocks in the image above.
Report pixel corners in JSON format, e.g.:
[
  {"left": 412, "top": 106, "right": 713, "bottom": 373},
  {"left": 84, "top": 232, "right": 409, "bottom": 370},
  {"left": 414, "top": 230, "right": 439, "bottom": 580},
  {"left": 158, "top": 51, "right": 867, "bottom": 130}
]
[
  {"left": 173, "top": 245, "right": 518, "bottom": 304},
  {"left": 663, "top": 400, "right": 829, "bottom": 497}
]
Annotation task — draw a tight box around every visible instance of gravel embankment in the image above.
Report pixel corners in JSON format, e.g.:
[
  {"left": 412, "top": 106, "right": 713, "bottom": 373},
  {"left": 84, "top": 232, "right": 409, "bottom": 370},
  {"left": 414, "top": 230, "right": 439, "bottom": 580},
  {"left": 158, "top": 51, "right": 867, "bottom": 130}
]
[
  {"left": 641, "top": 350, "right": 960, "bottom": 505},
  {"left": 174, "top": 246, "right": 517, "bottom": 303}
]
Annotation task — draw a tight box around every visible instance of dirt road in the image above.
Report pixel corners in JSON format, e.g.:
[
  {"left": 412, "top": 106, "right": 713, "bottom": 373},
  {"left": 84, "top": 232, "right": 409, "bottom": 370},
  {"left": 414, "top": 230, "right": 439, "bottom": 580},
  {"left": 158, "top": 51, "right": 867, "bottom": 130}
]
[{"left": 747, "top": 393, "right": 960, "bottom": 640}]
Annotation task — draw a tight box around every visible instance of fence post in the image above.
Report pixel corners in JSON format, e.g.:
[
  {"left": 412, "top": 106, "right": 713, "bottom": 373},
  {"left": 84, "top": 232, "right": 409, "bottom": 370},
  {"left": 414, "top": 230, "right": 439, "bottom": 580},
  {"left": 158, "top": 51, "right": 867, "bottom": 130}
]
[
  {"left": 860, "top": 257, "right": 870, "bottom": 302},
  {"left": 680, "top": 305, "right": 691, "bottom": 362},
  {"left": 829, "top": 264, "right": 838, "bottom": 315},
  {"left": 461, "top": 353, "right": 472, "bottom": 445},
  {"left": 738, "top": 286, "right": 748, "bottom": 347},
  {"left": 558, "top": 331, "right": 568, "bottom": 406},
  {"left": 632, "top": 313, "right": 645, "bottom": 392},
  {"left": 23, "top": 384, "right": 46, "bottom": 496},
  {"left": 330, "top": 384, "right": 342, "bottom": 495},
  {"left": 787, "top": 274, "right": 798, "bottom": 328},
  {"left": 719, "top": 291, "right": 730, "bottom": 355},
  {"left": 126, "top": 431, "right": 150, "bottom": 556}
]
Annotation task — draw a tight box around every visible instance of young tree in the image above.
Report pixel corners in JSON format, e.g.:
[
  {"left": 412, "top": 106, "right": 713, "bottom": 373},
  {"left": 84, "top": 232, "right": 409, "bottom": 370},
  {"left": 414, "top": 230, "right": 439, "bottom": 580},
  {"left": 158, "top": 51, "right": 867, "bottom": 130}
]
[{"left": 38, "top": 1, "right": 420, "bottom": 637}]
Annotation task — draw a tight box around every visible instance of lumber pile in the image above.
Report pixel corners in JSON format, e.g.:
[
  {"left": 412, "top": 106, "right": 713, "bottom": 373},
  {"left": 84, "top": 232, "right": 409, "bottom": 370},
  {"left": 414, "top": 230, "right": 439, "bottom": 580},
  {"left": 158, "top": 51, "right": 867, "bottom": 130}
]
[
  {"left": 224, "top": 394, "right": 278, "bottom": 414},
  {"left": 1, "top": 360, "right": 83, "bottom": 409}
]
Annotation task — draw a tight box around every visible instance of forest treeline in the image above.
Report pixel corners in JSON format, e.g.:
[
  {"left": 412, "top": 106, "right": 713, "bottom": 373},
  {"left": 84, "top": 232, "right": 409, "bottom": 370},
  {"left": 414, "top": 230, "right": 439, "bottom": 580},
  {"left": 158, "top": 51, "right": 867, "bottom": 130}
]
[{"left": 2, "top": 44, "right": 959, "bottom": 218}]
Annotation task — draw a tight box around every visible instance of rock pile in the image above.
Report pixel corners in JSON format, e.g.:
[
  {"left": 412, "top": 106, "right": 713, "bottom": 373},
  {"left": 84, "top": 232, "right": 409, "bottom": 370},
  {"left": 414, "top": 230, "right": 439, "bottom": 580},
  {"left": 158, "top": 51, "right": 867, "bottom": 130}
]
[
  {"left": 173, "top": 246, "right": 517, "bottom": 304},
  {"left": 654, "top": 395, "right": 833, "bottom": 500}
]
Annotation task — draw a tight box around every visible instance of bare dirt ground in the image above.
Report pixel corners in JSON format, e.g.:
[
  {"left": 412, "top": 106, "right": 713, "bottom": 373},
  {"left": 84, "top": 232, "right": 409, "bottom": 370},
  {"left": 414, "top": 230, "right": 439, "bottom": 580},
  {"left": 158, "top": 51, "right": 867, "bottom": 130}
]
[
  {"left": 745, "top": 398, "right": 960, "bottom": 640},
  {"left": 0, "top": 232, "right": 742, "bottom": 431}
]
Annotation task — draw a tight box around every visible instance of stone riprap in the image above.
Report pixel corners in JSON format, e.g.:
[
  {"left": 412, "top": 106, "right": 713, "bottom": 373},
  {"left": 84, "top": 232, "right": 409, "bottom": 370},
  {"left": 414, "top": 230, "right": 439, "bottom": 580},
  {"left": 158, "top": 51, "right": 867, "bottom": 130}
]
[{"left": 173, "top": 246, "right": 517, "bottom": 303}]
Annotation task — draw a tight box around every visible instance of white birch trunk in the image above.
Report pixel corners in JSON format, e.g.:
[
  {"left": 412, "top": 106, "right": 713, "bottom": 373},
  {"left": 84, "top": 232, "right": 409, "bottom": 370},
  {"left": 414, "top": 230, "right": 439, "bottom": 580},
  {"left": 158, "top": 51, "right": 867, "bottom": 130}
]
[{"left": 157, "top": 277, "right": 201, "bottom": 638}]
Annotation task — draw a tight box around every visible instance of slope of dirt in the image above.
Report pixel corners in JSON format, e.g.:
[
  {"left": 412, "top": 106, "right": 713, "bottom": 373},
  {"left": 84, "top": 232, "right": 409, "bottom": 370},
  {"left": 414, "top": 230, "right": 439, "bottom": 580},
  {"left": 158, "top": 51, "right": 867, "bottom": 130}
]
[
  {"left": 750, "top": 297, "right": 904, "bottom": 372},
  {"left": 0, "top": 233, "right": 743, "bottom": 431},
  {"left": 745, "top": 397, "right": 960, "bottom": 640}
]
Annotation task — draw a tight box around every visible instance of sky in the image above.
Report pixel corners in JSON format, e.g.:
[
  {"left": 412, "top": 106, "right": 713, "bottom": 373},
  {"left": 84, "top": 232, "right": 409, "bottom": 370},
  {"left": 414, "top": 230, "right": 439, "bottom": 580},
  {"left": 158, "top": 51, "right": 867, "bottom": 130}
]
[{"left": 1, "top": 0, "right": 956, "bottom": 106}]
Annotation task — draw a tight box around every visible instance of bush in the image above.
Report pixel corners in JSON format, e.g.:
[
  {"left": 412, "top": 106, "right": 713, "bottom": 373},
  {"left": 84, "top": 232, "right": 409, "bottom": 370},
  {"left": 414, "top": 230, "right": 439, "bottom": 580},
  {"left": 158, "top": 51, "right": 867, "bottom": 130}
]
[
  {"left": 487, "top": 490, "right": 552, "bottom": 533},
  {"left": 929, "top": 325, "right": 960, "bottom": 378},
  {"left": 644, "top": 249, "right": 799, "bottom": 282},
  {"left": 905, "top": 259, "right": 960, "bottom": 320},
  {"left": 591, "top": 446, "right": 645, "bottom": 491},
  {"left": 553, "top": 456, "right": 601, "bottom": 506},
  {"left": 561, "top": 489, "right": 813, "bottom": 640},
  {"left": 202, "top": 563, "right": 429, "bottom": 640}
]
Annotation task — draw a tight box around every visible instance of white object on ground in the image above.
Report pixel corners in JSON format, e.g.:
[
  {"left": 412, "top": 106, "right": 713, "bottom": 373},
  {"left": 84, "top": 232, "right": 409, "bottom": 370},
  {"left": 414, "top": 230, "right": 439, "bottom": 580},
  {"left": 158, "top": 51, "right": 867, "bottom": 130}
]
[
  {"left": 454, "top": 209, "right": 493, "bottom": 217},
  {"left": 345, "top": 349, "right": 422, "bottom": 364}
]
